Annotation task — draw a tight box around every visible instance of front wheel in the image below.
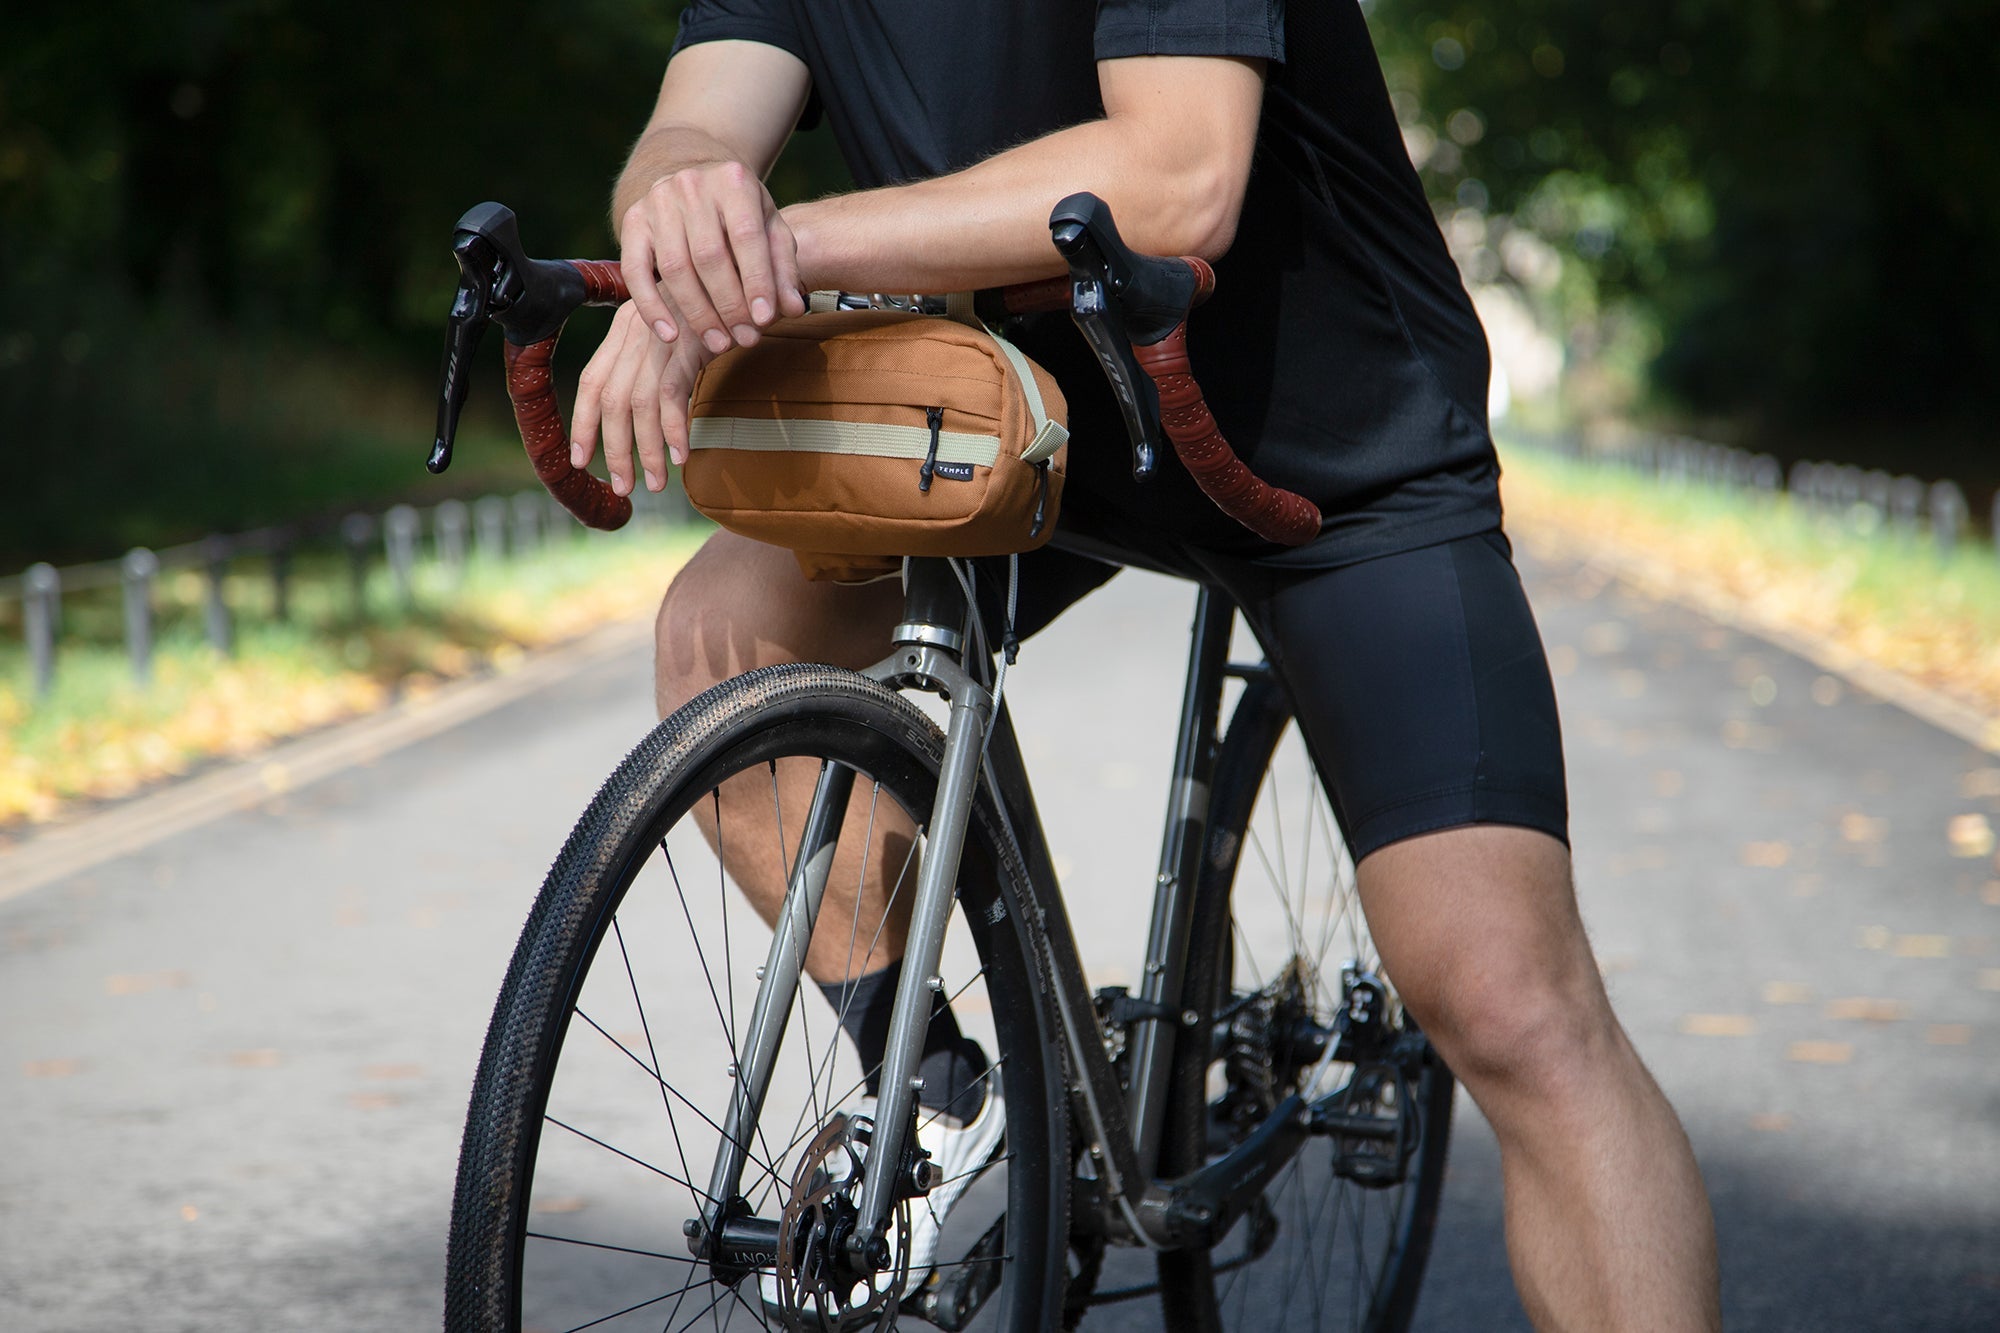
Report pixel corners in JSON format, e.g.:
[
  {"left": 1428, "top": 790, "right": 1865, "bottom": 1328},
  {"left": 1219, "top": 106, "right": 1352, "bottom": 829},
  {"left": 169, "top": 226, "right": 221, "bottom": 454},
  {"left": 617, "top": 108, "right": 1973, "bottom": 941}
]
[
  {"left": 1156, "top": 680, "right": 1455, "bottom": 1333},
  {"left": 446, "top": 664, "right": 1070, "bottom": 1331}
]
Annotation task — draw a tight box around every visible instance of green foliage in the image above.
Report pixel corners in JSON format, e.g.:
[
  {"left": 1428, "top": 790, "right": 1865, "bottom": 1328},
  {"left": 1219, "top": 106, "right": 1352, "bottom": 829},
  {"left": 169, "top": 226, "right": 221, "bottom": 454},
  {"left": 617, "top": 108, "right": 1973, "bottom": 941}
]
[
  {"left": 0, "top": 1, "right": 688, "bottom": 564},
  {"left": 1370, "top": 0, "right": 2000, "bottom": 432}
]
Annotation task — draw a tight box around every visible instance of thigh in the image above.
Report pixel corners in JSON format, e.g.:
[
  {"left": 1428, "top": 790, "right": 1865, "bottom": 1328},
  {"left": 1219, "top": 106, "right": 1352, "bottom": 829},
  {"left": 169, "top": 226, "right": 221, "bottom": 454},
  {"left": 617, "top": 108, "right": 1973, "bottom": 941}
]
[
  {"left": 655, "top": 530, "right": 906, "bottom": 713},
  {"left": 1229, "top": 530, "right": 1569, "bottom": 864}
]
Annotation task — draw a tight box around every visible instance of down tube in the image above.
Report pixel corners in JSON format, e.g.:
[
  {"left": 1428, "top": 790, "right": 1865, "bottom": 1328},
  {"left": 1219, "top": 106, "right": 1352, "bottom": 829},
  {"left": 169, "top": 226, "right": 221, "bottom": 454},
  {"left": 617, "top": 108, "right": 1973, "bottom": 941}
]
[{"left": 1125, "top": 584, "right": 1234, "bottom": 1179}]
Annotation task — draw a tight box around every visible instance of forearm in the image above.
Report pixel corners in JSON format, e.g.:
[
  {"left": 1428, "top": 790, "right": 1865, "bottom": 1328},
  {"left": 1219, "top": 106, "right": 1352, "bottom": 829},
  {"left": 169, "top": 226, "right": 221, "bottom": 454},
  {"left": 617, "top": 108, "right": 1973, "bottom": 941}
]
[{"left": 784, "top": 115, "right": 1244, "bottom": 293}]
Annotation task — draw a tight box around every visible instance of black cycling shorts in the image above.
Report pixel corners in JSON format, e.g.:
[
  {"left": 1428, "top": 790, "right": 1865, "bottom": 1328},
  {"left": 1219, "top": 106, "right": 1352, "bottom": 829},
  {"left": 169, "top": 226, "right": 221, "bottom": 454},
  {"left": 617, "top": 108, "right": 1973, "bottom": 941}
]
[{"left": 975, "top": 529, "right": 1568, "bottom": 864}]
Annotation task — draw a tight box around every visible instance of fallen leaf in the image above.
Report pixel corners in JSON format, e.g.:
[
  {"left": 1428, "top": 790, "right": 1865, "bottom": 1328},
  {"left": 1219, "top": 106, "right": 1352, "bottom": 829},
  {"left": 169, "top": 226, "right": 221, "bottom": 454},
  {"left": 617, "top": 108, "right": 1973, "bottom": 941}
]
[
  {"left": 1983, "top": 882, "right": 2000, "bottom": 907},
  {"left": 1926, "top": 1025, "right": 1972, "bottom": 1045},
  {"left": 23, "top": 1058, "right": 82, "bottom": 1078},
  {"left": 1841, "top": 813, "right": 1888, "bottom": 844},
  {"left": 1749, "top": 1113, "right": 1793, "bottom": 1132},
  {"left": 1977, "top": 969, "right": 2000, "bottom": 992},
  {"left": 349, "top": 1092, "right": 399, "bottom": 1111},
  {"left": 1824, "top": 997, "right": 1906, "bottom": 1023},
  {"left": 1762, "top": 982, "right": 1813, "bottom": 1005},
  {"left": 1583, "top": 622, "right": 1629, "bottom": 655},
  {"left": 1858, "top": 926, "right": 1891, "bottom": 950},
  {"left": 228, "top": 1049, "right": 281, "bottom": 1069},
  {"left": 1948, "top": 814, "right": 1996, "bottom": 859},
  {"left": 1787, "top": 1040, "right": 1853, "bottom": 1065},
  {"left": 361, "top": 1063, "right": 423, "bottom": 1081},
  {"left": 1741, "top": 841, "right": 1791, "bottom": 868},
  {"left": 1654, "top": 769, "right": 1684, "bottom": 798},
  {"left": 1961, "top": 769, "right": 2000, "bottom": 799},
  {"left": 1615, "top": 669, "right": 1647, "bottom": 698},
  {"left": 181, "top": 1205, "right": 200, "bottom": 1222},
  {"left": 1893, "top": 935, "right": 1952, "bottom": 959},
  {"left": 531, "top": 1196, "right": 588, "bottom": 1215},
  {"left": 1679, "top": 1014, "right": 1755, "bottom": 1037},
  {"left": 1810, "top": 676, "right": 1843, "bottom": 706}
]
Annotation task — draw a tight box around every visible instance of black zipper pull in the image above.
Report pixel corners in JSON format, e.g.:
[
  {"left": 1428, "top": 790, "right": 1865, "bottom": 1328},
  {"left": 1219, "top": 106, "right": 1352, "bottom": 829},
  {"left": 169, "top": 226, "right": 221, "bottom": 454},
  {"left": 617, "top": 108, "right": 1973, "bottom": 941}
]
[
  {"left": 1029, "top": 459, "right": 1051, "bottom": 537},
  {"left": 920, "top": 406, "right": 943, "bottom": 492}
]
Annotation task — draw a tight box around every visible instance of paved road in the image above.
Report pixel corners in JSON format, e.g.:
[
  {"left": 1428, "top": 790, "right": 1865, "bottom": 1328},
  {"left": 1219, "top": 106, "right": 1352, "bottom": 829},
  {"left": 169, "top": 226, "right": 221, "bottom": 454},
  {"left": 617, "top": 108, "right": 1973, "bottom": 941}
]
[{"left": 3, "top": 544, "right": 1996, "bottom": 1330}]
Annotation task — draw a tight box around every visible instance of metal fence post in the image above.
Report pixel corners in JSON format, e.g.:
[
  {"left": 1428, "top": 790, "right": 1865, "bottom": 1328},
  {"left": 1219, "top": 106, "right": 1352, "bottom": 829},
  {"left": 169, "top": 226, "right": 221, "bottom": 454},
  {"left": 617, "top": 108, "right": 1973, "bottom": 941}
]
[
  {"left": 474, "top": 495, "right": 508, "bottom": 562},
  {"left": 384, "top": 504, "right": 420, "bottom": 607},
  {"left": 1750, "top": 455, "right": 1781, "bottom": 496},
  {"left": 1890, "top": 476, "right": 1926, "bottom": 538},
  {"left": 203, "top": 535, "right": 234, "bottom": 656},
  {"left": 434, "top": 499, "right": 469, "bottom": 584},
  {"left": 1930, "top": 480, "right": 1968, "bottom": 556},
  {"left": 23, "top": 563, "right": 59, "bottom": 698},
  {"left": 270, "top": 540, "right": 292, "bottom": 622},
  {"left": 511, "top": 491, "right": 543, "bottom": 556},
  {"left": 122, "top": 548, "right": 158, "bottom": 686},
  {"left": 341, "top": 513, "right": 376, "bottom": 615}
]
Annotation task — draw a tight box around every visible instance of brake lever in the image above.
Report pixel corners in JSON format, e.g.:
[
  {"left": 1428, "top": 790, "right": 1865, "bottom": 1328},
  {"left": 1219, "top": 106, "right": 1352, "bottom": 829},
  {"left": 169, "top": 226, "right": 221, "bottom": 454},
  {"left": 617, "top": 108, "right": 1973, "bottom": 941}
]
[
  {"left": 428, "top": 202, "right": 593, "bottom": 475},
  {"left": 1056, "top": 218, "right": 1168, "bottom": 482}
]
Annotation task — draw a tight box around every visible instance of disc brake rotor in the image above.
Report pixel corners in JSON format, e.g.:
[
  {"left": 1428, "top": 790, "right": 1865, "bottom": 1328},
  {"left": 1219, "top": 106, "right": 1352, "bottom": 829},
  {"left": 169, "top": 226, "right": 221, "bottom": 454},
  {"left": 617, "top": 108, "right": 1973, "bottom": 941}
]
[{"left": 773, "top": 1112, "right": 910, "bottom": 1332}]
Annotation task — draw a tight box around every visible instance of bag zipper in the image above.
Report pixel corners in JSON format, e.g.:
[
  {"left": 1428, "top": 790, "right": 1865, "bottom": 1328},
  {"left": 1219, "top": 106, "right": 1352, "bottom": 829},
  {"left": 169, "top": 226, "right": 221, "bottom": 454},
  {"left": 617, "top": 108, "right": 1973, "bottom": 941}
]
[
  {"left": 1030, "top": 459, "right": 1051, "bottom": 537},
  {"left": 919, "top": 406, "right": 943, "bottom": 492}
]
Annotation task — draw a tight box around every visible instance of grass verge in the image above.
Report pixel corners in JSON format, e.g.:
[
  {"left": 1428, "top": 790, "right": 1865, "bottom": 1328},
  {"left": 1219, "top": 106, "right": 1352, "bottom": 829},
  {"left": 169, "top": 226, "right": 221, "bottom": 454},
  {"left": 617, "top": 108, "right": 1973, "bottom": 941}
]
[
  {"left": 0, "top": 522, "right": 707, "bottom": 825},
  {"left": 1499, "top": 440, "right": 2000, "bottom": 724}
]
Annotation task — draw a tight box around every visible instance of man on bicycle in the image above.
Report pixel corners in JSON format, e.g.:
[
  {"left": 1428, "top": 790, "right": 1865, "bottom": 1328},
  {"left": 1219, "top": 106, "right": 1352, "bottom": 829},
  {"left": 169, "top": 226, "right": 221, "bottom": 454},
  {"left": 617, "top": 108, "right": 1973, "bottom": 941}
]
[{"left": 569, "top": 2, "right": 1721, "bottom": 1327}]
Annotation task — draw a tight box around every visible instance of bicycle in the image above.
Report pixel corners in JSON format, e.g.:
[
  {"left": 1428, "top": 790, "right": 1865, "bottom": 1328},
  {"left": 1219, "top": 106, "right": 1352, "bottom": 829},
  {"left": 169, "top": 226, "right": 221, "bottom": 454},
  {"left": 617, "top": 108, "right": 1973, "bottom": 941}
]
[{"left": 432, "top": 195, "right": 1455, "bottom": 1332}]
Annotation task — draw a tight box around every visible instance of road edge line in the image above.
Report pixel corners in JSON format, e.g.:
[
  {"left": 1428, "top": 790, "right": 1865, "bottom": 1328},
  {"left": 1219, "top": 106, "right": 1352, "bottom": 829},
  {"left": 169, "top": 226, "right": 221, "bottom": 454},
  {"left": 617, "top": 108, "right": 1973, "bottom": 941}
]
[
  {"left": 1527, "top": 529, "right": 2000, "bottom": 758},
  {"left": 0, "top": 617, "right": 655, "bottom": 905}
]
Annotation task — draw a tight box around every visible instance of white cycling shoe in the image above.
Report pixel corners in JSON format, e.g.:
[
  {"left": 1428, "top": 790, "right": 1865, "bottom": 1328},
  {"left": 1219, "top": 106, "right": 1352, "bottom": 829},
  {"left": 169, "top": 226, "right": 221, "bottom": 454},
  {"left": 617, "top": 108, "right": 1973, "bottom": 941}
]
[{"left": 759, "top": 1086, "right": 1006, "bottom": 1324}]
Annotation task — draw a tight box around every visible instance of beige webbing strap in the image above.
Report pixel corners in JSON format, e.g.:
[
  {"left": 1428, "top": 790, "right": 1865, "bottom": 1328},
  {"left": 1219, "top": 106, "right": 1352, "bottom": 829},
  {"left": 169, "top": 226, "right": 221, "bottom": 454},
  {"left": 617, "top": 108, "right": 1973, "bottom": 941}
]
[
  {"left": 943, "top": 291, "right": 1068, "bottom": 464},
  {"left": 795, "top": 291, "right": 1068, "bottom": 465}
]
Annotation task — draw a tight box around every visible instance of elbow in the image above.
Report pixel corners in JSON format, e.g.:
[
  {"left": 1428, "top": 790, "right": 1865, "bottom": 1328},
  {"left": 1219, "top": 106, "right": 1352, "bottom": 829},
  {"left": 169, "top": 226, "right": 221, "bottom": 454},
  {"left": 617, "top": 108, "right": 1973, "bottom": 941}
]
[{"left": 1153, "top": 158, "right": 1248, "bottom": 262}]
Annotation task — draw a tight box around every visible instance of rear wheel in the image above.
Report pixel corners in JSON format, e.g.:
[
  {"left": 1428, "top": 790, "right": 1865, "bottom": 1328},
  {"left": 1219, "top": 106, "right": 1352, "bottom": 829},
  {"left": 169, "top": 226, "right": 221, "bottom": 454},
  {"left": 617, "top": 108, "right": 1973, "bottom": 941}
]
[
  {"left": 446, "top": 664, "right": 1070, "bottom": 1331},
  {"left": 1156, "top": 680, "right": 1454, "bottom": 1333}
]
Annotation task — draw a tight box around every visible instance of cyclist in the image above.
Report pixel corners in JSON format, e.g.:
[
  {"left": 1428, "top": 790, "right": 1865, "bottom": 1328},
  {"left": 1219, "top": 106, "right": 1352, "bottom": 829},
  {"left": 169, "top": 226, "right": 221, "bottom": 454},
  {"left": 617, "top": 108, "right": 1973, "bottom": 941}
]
[{"left": 570, "top": 2, "right": 1722, "bottom": 1327}]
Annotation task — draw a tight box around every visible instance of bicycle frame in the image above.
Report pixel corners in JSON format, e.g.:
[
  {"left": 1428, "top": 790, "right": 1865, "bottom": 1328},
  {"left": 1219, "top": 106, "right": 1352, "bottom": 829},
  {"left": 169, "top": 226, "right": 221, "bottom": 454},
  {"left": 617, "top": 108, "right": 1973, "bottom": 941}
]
[{"left": 697, "top": 553, "right": 1317, "bottom": 1285}]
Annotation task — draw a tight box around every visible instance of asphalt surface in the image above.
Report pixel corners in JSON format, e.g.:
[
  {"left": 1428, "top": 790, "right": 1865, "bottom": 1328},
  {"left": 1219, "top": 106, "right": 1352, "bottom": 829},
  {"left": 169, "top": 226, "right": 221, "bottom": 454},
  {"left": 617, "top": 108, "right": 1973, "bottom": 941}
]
[{"left": 2, "top": 542, "right": 1996, "bottom": 1330}]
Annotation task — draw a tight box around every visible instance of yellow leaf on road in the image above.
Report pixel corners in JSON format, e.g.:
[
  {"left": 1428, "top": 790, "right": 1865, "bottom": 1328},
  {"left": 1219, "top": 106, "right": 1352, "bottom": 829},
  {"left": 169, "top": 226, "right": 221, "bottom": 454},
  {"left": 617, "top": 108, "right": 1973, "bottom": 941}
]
[
  {"left": 1741, "top": 841, "right": 1791, "bottom": 868},
  {"left": 1893, "top": 935, "right": 1952, "bottom": 958},
  {"left": 1927, "top": 1025, "right": 1973, "bottom": 1045},
  {"left": 1679, "top": 1014, "right": 1755, "bottom": 1036},
  {"left": 1788, "top": 1041, "right": 1853, "bottom": 1064},
  {"left": 1762, "top": 982, "right": 1813, "bottom": 1005},
  {"left": 1824, "top": 997, "right": 1906, "bottom": 1023},
  {"left": 1949, "top": 813, "right": 1996, "bottom": 858}
]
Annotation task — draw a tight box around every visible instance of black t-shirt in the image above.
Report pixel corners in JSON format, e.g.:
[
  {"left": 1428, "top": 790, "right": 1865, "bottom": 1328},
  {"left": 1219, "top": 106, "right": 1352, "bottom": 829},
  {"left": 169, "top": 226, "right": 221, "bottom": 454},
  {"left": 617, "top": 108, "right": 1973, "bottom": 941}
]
[{"left": 674, "top": 0, "right": 1501, "bottom": 568}]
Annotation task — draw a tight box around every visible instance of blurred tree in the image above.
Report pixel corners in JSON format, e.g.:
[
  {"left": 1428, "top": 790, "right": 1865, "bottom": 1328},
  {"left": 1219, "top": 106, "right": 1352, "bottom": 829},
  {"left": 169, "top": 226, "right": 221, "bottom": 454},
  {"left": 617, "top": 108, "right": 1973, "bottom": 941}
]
[
  {"left": 1369, "top": 0, "right": 2000, "bottom": 442},
  {"left": 0, "top": 0, "right": 847, "bottom": 563}
]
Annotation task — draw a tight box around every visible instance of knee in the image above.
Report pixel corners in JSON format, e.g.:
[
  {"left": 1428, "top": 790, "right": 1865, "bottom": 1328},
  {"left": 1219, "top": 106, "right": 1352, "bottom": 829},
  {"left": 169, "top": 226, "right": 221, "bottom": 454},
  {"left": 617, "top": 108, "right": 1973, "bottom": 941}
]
[
  {"left": 1404, "top": 953, "right": 1624, "bottom": 1109},
  {"left": 652, "top": 533, "right": 903, "bottom": 718},
  {"left": 653, "top": 556, "right": 737, "bottom": 717}
]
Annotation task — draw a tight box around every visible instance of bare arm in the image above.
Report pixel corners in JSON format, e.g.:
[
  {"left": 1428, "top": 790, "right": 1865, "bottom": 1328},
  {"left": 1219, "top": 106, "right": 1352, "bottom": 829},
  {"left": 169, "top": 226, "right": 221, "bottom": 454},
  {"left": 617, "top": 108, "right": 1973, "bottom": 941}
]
[
  {"left": 581, "top": 48, "right": 1265, "bottom": 493},
  {"left": 573, "top": 40, "right": 811, "bottom": 494},
  {"left": 784, "top": 56, "right": 1265, "bottom": 293}
]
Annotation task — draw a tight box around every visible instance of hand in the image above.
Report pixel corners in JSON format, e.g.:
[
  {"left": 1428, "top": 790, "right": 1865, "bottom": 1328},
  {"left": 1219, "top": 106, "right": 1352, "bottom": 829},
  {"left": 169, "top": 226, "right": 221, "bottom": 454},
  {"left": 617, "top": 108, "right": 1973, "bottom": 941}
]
[
  {"left": 619, "top": 160, "right": 809, "bottom": 356},
  {"left": 572, "top": 302, "right": 717, "bottom": 496}
]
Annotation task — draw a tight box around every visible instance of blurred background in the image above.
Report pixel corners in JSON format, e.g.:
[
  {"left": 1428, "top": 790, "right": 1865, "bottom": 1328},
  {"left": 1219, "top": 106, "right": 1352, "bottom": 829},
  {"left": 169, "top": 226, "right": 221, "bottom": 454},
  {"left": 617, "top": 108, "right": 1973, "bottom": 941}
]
[{"left": 5, "top": 0, "right": 1997, "bottom": 567}]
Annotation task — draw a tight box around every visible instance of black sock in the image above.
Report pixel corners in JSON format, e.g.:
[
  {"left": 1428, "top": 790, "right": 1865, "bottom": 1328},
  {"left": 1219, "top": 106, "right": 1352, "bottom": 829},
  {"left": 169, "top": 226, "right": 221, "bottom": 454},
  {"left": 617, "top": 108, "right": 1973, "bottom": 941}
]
[{"left": 818, "top": 958, "right": 989, "bottom": 1122}]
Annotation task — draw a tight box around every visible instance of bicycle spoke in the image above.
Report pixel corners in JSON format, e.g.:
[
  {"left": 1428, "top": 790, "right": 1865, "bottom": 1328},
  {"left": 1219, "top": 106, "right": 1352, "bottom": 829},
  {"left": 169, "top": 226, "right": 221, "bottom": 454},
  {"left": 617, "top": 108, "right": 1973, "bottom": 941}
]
[
  {"left": 571, "top": 1007, "right": 780, "bottom": 1199},
  {"left": 526, "top": 1231, "right": 699, "bottom": 1264},
  {"left": 612, "top": 916, "right": 700, "bottom": 1205},
  {"left": 560, "top": 1271, "right": 713, "bottom": 1333},
  {"left": 544, "top": 1113, "right": 708, "bottom": 1197}
]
